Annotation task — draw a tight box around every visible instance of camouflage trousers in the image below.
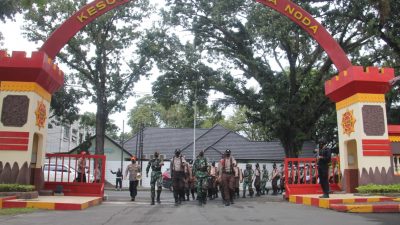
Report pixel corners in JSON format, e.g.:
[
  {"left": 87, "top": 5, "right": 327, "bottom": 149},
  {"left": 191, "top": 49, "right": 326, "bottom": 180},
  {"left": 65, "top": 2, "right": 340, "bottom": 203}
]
[
  {"left": 150, "top": 171, "right": 162, "bottom": 194},
  {"left": 243, "top": 180, "right": 253, "bottom": 196},
  {"left": 196, "top": 176, "right": 208, "bottom": 198},
  {"left": 261, "top": 179, "right": 268, "bottom": 192}
]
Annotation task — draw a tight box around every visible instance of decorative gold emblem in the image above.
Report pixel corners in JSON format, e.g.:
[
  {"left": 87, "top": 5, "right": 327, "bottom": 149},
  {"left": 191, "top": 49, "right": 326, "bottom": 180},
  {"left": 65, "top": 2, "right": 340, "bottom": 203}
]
[
  {"left": 35, "top": 100, "right": 47, "bottom": 130},
  {"left": 341, "top": 109, "right": 356, "bottom": 136}
]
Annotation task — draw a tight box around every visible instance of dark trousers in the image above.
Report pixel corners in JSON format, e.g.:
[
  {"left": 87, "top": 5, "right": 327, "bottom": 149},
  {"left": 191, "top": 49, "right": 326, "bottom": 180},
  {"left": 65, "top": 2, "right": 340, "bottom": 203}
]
[
  {"left": 172, "top": 171, "right": 185, "bottom": 202},
  {"left": 129, "top": 180, "right": 139, "bottom": 198},
  {"left": 76, "top": 172, "right": 86, "bottom": 183},
  {"left": 116, "top": 178, "right": 122, "bottom": 189},
  {"left": 272, "top": 177, "right": 279, "bottom": 194},
  {"left": 318, "top": 165, "right": 330, "bottom": 195},
  {"left": 221, "top": 173, "right": 235, "bottom": 201}
]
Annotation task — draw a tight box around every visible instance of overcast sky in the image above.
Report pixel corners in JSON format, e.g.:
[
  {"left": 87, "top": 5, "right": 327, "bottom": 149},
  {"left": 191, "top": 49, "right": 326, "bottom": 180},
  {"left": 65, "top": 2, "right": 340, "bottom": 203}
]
[{"left": 0, "top": 13, "right": 234, "bottom": 134}]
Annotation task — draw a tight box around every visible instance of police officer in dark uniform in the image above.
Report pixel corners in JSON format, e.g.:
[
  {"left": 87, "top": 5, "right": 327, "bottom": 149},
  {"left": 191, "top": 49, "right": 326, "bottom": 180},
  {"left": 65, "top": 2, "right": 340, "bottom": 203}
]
[{"left": 317, "top": 139, "right": 331, "bottom": 198}]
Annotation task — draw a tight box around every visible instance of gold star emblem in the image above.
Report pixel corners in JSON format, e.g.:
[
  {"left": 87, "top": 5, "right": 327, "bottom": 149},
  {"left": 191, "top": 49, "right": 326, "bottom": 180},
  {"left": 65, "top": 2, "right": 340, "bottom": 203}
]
[
  {"left": 35, "top": 100, "right": 47, "bottom": 130},
  {"left": 341, "top": 109, "right": 356, "bottom": 136}
]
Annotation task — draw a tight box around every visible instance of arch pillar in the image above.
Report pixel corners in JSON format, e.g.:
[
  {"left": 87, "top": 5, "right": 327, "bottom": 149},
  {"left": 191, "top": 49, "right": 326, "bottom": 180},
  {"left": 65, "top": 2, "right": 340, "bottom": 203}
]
[
  {"left": 325, "top": 66, "right": 394, "bottom": 192},
  {"left": 0, "top": 51, "right": 64, "bottom": 189}
]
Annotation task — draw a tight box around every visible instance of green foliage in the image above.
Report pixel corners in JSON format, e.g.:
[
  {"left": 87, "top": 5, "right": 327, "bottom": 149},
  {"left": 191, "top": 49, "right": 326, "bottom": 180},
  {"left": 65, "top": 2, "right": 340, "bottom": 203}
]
[
  {"left": 0, "top": 184, "right": 35, "bottom": 192},
  {"left": 356, "top": 184, "right": 400, "bottom": 194},
  {"left": 127, "top": 95, "right": 225, "bottom": 133},
  {"left": 23, "top": 0, "right": 154, "bottom": 154}
]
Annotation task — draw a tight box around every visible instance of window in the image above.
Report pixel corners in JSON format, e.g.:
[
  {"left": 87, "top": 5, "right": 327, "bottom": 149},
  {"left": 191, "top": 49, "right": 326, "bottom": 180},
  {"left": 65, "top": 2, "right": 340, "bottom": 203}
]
[{"left": 63, "top": 125, "right": 70, "bottom": 140}]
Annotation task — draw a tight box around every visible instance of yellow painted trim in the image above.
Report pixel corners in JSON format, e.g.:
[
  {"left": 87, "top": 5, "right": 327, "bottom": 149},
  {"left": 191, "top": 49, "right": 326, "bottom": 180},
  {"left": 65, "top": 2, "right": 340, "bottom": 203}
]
[
  {"left": 336, "top": 93, "right": 385, "bottom": 111},
  {"left": 26, "top": 202, "right": 55, "bottom": 210},
  {"left": 347, "top": 205, "right": 373, "bottom": 213},
  {"left": 343, "top": 198, "right": 355, "bottom": 204},
  {"left": 389, "top": 136, "right": 400, "bottom": 142},
  {"left": 0, "top": 81, "right": 51, "bottom": 102},
  {"left": 0, "top": 199, "right": 3, "bottom": 209},
  {"left": 81, "top": 202, "right": 89, "bottom": 210},
  {"left": 318, "top": 199, "right": 330, "bottom": 208},
  {"left": 289, "top": 196, "right": 296, "bottom": 203},
  {"left": 367, "top": 197, "right": 380, "bottom": 203},
  {"left": 303, "top": 197, "right": 312, "bottom": 206}
]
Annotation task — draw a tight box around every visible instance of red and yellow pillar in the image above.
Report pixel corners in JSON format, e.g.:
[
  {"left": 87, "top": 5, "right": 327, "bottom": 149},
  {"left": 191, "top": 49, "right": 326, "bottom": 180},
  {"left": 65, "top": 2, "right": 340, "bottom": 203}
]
[
  {"left": 325, "top": 66, "right": 394, "bottom": 193},
  {"left": 0, "top": 51, "right": 64, "bottom": 189}
]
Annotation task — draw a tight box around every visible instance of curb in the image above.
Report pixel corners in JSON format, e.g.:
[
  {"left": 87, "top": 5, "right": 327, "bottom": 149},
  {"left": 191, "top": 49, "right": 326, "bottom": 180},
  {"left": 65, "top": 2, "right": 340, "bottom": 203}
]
[
  {"left": 1, "top": 196, "right": 102, "bottom": 210},
  {"left": 330, "top": 203, "right": 400, "bottom": 213},
  {"left": 288, "top": 195, "right": 397, "bottom": 212}
]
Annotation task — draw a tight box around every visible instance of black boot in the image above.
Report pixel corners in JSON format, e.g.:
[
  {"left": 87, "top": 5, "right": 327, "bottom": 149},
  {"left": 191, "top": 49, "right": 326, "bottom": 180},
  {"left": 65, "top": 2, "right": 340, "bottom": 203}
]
[
  {"left": 174, "top": 191, "right": 179, "bottom": 206},
  {"left": 151, "top": 191, "right": 155, "bottom": 205},
  {"left": 191, "top": 190, "right": 195, "bottom": 200},
  {"left": 242, "top": 190, "right": 246, "bottom": 198},
  {"left": 156, "top": 190, "right": 161, "bottom": 204}
]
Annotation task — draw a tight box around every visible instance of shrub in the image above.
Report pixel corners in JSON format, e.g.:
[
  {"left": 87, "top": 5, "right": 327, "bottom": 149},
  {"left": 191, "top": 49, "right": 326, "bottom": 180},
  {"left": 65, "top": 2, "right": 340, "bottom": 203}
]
[
  {"left": 0, "top": 184, "right": 35, "bottom": 192},
  {"left": 356, "top": 184, "right": 400, "bottom": 194}
]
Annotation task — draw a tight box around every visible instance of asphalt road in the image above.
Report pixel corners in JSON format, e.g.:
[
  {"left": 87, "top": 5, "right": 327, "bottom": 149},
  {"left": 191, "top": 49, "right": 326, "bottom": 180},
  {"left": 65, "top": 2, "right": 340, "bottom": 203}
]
[{"left": 0, "top": 190, "right": 398, "bottom": 225}]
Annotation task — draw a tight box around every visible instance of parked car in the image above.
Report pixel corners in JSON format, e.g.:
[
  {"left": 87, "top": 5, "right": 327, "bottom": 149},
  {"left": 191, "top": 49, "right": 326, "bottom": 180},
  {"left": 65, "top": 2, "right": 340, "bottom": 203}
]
[{"left": 43, "top": 163, "right": 94, "bottom": 183}]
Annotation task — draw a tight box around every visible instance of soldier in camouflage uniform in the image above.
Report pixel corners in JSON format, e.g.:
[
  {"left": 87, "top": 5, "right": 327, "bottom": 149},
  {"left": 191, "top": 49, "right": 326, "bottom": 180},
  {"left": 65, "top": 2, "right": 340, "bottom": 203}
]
[
  {"left": 261, "top": 164, "right": 269, "bottom": 195},
  {"left": 193, "top": 150, "right": 208, "bottom": 205},
  {"left": 242, "top": 163, "right": 254, "bottom": 198},
  {"left": 146, "top": 151, "right": 164, "bottom": 205}
]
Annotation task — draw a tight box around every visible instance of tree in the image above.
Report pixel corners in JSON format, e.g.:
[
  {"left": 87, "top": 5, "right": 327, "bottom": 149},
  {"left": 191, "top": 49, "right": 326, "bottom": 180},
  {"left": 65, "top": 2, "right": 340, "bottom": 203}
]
[
  {"left": 23, "top": 0, "right": 153, "bottom": 155},
  {"left": 80, "top": 112, "right": 120, "bottom": 140},
  {"left": 127, "top": 95, "right": 224, "bottom": 133},
  {"left": 139, "top": 0, "right": 380, "bottom": 157}
]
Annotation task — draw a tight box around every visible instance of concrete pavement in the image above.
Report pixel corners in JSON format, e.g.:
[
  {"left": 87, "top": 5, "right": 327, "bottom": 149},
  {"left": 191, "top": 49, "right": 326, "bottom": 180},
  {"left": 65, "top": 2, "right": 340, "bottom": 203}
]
[{"left": 0, "top": 190, "right": 398, "bottom": 225}]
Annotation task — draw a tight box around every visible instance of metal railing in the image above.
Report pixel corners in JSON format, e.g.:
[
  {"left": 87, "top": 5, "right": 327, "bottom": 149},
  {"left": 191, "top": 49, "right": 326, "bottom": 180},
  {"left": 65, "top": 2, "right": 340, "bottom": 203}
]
[
  {"left": 284, "top": 157, "right": 341, "bottom": 198},
  {"left": 43, "top": 153, "right": 106, "bottom": 197}
]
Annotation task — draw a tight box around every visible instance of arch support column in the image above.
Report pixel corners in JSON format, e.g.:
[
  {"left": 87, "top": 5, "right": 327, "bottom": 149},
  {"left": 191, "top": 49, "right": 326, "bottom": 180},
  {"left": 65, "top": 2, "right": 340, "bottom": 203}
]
[{"left": 325, "top": 66, "right": 394, "bottom": 192}]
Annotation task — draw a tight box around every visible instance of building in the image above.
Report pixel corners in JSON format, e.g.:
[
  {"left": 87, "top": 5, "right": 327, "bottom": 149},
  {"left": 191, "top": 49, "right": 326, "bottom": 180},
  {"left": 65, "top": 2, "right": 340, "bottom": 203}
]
[{"left": 46, "top": 118, "right": 94, "bottom": 153}]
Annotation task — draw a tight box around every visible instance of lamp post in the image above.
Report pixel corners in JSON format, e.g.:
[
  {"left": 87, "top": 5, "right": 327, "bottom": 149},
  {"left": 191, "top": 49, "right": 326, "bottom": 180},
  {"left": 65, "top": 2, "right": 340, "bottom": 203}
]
[{"left": 193, "top": 100, "right": 196, "bottom": 161}]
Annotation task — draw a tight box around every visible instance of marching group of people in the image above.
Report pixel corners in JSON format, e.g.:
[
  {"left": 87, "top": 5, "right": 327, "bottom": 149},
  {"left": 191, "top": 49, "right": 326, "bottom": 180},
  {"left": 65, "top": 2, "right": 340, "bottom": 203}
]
[{"left": 120, "top": 148, "right": 287, "bottom": 206}]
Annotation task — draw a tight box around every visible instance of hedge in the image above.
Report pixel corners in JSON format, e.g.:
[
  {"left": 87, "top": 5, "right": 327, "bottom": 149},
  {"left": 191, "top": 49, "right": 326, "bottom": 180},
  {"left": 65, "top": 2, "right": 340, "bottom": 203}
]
[
  {"left": 0, "top": 184, "right": 35, "bottom": 192},
  {"left": 356, "top": 184, "right": 400, "bottom": 194}
]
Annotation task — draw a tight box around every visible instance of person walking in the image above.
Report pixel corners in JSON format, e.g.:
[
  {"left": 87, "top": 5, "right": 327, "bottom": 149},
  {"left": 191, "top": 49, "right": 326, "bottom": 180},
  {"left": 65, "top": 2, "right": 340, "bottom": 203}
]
[
  {"left": 171, "top": 149, "right": 187, "bottom": 206},
  {"left": 110, "top": 168, "right": 123, "bottom": 190},
  {"left": 271, "top": 163, "right": 280, "bottom": 195},
  {"left": 125, "top": 156, "right": 141, "bottom": 201},
  {"left": 218, "top": 149, "right": 237, "bottom": 206},
  {"left": 193, "top": 151, "right": 208, "bottom": 206},
  {"left": 261, "top": 164, "right": 269, "bottom": 195},
  {"left": 146, "top": 151, "right": 164, "bottom": 205},
  {"left": 208, "top": 161, "right": 217, "bottom": 200},
  {"left": 254, "top": 163, "right": 261, "bottom": 196},
  {"left": 317, "top": 139, "right": 332, "bottom": 198},
  {"left": 233, "top": 163, "right": 242, "bottom": 198},
  {"left": 242, "top": 163, "right": 254, "bottom": 198}
]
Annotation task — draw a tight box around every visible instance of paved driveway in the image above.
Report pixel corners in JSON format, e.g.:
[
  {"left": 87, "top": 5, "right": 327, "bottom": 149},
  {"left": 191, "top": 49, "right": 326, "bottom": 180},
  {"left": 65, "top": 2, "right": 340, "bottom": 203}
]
[{"left": 0, "top": 190, "right": 398, "bottom": 225}]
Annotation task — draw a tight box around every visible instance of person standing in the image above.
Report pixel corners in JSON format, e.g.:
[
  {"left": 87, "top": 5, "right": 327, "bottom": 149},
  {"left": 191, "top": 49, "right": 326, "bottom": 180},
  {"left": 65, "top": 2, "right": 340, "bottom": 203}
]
[
  {"left": 110, "top": 168, "right": 123, "bottom": 190},
  {"left": 271, "top": 163, "right": 280, "bottom": 195},
  {"left": 317, "top": 140, "right": 331, "bottom": 198},
  {"left": 146, "top": 151, "right": 164, "bottom": 205},
  {"left": 254, "top": 163, "right": 261, "bottom": 196},
  {"left": 171, "top": 149, "right": 187, "bottom": 206},
  {"left": 75, "top": 151, "right": 88, "bottom": 183},
  {"left": 219, "top": 149, "right": 237, "bottom": 206},
  {"left": 187, "top": 160, "right": 196, "bottom": 200},
  {"left": 193, "top": 151, "right": 208, "bottom": 205},
  {"left": 242, "top": 164, "right": 254, "bottom": 198},
  {"left": 261, "top": 164, "right": 269, "bottom": 195},
  {"left": 125, "top": 156, "right": 141, "bottom": 201}
]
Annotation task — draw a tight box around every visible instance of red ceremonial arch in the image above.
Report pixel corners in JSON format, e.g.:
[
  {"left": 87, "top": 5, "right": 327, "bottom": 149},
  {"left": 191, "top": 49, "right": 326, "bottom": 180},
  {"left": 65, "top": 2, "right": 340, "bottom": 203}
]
[{"left": 40, "top": 0, "right": 352, "bottom": 72}]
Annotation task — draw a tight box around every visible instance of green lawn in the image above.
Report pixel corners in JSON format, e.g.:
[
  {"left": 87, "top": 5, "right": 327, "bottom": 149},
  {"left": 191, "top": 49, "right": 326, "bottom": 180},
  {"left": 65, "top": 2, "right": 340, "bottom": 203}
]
[{"left": 0, "top": 208, "right": 38, "bottom": 216}]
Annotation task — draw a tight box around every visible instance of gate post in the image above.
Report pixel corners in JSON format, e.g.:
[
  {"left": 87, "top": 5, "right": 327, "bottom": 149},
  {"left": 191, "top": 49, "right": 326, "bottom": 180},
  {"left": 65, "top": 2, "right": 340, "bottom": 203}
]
[
  {"left": 0, "top": 51, "right": 64, "bottom": 190},
  {"left": 325, "top": 66, "right": 394, "bottom": 193}
]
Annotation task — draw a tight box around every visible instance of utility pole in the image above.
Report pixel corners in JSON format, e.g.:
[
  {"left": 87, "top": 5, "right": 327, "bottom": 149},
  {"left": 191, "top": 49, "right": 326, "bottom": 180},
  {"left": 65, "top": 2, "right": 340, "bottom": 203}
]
[
  {"left": 139, "top": 123, "right": 144, "bottom": 186},
  {"left": 193, "top": 100, "right": 196, "bottom": 161}
]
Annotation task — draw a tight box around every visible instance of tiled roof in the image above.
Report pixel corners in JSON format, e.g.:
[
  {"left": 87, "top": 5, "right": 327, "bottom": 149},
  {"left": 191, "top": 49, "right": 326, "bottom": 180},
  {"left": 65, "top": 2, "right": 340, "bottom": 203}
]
[{"left": 123, "top": 124, "right": 316, "bottom": 161}]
